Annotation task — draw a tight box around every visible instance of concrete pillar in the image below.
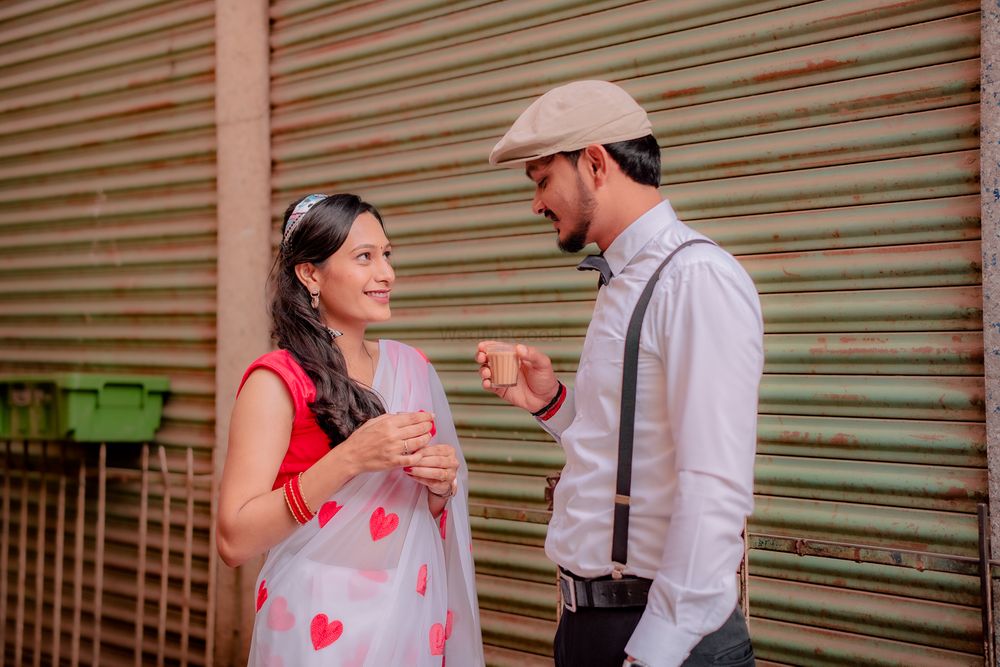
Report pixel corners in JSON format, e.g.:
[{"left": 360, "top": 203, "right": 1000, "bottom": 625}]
[
  {"left": 982, "top": 0, "right": 1000, "bottom": 660},
  {"left": 212, "top": 1, "right": 271, "bottom": 664}
]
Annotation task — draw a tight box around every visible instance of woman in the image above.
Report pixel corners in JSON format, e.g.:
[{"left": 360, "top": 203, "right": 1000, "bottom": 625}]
[{"left": 217, "top": 194, "right": 484, "bottom": 666}]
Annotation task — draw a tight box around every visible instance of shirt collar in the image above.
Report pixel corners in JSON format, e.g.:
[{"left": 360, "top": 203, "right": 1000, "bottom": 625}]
[{"left": 602, "top": 199, "right": 678, "bottom": 277}]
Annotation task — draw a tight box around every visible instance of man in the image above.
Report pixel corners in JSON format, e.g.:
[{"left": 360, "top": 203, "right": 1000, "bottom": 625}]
[{"left": 475, "top": 81, "right": 763, "bottom": 667}]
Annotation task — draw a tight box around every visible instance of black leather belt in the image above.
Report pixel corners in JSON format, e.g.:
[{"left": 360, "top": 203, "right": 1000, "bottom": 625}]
[{"left": 558, "top": 568, "right": 652, "bottom": 612}]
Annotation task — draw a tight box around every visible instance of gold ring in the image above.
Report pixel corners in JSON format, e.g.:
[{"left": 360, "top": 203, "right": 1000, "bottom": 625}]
[{"left": 403, "top": 439, "right": 409, "bottom": 456}]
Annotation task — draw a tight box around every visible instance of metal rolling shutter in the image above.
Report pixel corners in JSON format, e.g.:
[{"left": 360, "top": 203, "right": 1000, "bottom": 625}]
[
  {"left": 0, "top": 2, "right": 217, "bottom": 665},
  {"left": 270, "top": 1, "right": 983, "bottom": 664}
]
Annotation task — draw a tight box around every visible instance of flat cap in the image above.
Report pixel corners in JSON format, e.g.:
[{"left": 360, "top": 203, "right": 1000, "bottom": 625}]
[{"left": 489, "top": 80, "right": 652, "bottom": 167}]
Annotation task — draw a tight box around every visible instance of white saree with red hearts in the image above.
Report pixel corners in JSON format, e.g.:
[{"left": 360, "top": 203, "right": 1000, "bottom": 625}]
[{"left": 248, "top": 340, "right": 484, "bottom": 667}]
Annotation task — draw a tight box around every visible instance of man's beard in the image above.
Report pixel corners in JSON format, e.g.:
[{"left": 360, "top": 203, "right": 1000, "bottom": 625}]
[{"left": 557, "top": 175, "right": 596, "bottom": 253}]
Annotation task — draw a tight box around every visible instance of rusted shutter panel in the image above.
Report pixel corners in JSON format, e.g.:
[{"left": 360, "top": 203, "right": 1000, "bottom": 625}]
[
  {"left": 270, "top": 0, "right": 984, "bottom": 664},
  {"left": 0, "top": 1, "right": 217, "bottom": 666}
]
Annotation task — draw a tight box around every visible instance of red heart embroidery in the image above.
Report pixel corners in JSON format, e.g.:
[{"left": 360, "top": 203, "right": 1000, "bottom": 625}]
[
  {"left": 267, "top": 596, "right": 295, "bottom": 631},
  {"left": 256, "top": 579, "right": 268, "bottom": 612},
  {"left": 416, "top": 564, "right": 428, "bottom": 596},
  {"left": 310, "top": 614, "right": 344, "bottom": 650},
  {"left": 359, "top": 569, "right": 388, "bottom": 582},
  {"left": 369, "top": 507, "right": 399, "bottom": 541},
  {"left": 318, "top": 501, "right": 342, "bottom": 527},
  {"left": 446, "top": 609, "right": 454, "bottom": 639},
  {"left": 343, "top": 642, "right": 369, "bottom": 667},
  {"left": 347, "top": 573, "right": 379, "bottom": 601},
  {"left": 259, "top": 642, "right": 284, "bottom": 667},
  {"left": 429, "top": 623, "right": 446, "bottom": 656},
  {"left": 438, "top": 508, "right": 448, "bottom": 540}
]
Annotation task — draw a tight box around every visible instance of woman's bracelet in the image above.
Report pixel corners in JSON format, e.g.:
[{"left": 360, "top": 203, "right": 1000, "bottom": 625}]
[
  {"left": 282, "top": 472, "right": 315, "bottom": 525},
  {"left": 429, "top": 478, "right": 458, "bottom": 500}
]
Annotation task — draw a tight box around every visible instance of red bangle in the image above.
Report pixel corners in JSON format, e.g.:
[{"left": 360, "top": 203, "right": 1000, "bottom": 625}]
[
  {"left": 537, "top": 383, "right": 567, "bottom": 421},
  {"left": 292, "top": 474, "right": 314, "bottom": 522},
  {"left": 282, "top": 478, "right": 304, "bottom": 524},
  {"left": 283, "top": 475, "right": 313, "bottom": 525},
  {"left": 296, "top": 472, "right": 315, "bottom": 517}
]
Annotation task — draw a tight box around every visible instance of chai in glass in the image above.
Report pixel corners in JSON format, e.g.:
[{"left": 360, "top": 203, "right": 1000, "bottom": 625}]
[{"left": 486, "top": 343, "right": 519, "bottom": 387}]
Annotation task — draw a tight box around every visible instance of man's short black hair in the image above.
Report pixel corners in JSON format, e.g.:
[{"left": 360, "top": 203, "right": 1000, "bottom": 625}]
[{"left": 560, "top": 134, "right": 661, "bottom": 187}]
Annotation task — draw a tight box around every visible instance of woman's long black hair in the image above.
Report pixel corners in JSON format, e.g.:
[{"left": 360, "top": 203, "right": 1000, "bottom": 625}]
[{"left": 270, "top": 194, "right": 387, "bottom": 447}]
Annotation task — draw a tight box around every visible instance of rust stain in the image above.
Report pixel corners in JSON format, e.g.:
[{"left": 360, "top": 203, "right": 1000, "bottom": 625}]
[
  {"left": 122, "top": 101, "right": 177, "bottom": 116},
  {"left": 660, "top": 86, "right": 705, "bottom": 100},
  {"left": 943, "top": 485, "right": 970, "bottom": 499},
  {"left": 826, "top": 0, "right": 922, "bottom": 23},
  {"left": 794, "top": 539, "right": 806, "bottom": 556},
  {"left": 751, "top": 58, "right": 856, "bottom": 83},
  {"left": 839, "top": 86, "right": 949, "bottom": 112},
  {"left": 711, "top": 159, "right": 754, "bottom": 170}
]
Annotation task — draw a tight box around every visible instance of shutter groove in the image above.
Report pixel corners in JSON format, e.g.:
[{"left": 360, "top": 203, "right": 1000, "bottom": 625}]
[
  {"left": 272, "top": 1, "right": 983, "bottom": 664},
  {"left": 0, "top": 0, "right": 216, "bottom": 664}
]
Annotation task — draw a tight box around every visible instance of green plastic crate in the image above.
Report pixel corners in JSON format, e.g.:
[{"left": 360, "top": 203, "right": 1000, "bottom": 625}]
[{"left": 0, "top": 374, "right": 169, "bottom": 443}]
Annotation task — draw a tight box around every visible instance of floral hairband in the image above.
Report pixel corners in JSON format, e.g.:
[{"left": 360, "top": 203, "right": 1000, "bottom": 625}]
[{"left": 281, "top": 193, "right": 328, "bottom": 246}]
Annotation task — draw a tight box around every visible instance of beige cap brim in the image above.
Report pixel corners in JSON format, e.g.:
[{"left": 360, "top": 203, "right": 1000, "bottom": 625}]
[{"left": 489, "top": 80, "right": 653, "bottom": 167}]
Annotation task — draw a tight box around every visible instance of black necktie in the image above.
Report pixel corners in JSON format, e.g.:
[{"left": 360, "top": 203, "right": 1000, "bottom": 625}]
[{"left": 577, "top": 254, "right": 614, "bottom": 288}]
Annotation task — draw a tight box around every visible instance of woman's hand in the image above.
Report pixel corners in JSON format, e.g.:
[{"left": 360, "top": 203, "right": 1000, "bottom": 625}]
[
  {"left": 405, "top": 444, "right": 459, "bottom": 497},
  {"left": 339, "top": 411, "right": 434, "bottom": 475},
  {"left": 476, "top": 341, "right": 560, "bottom": 413}
]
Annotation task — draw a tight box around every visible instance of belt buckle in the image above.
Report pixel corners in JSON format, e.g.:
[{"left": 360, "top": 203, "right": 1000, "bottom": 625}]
[{"left": 558, "top": 570, "right": 578, "bottom": 613}]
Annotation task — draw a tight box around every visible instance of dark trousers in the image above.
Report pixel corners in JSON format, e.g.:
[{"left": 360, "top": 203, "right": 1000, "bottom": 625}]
[{"left": 554, "top": 605, "right": 754, "bottom": 667}]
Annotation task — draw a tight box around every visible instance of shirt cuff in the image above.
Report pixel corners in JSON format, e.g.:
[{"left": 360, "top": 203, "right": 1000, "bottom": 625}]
[
  {"left": 625, "top": 577, "right": 738, "bottom": 667},
  {"left": 624, "top": 608, "right": 703, "bottom": 667},
  {"left": 535, "top": 386, "right": 575, "bottom": 440}
]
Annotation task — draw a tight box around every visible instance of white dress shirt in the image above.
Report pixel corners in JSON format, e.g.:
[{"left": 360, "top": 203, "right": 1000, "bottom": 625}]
[{"left": 539, "top": 199, "right": 763, "bottom": 667}]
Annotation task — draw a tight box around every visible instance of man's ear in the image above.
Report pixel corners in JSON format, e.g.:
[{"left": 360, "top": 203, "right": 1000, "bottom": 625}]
[
  {"left": 294, "top": 262, "right": 321, "bottom": 292},
  {"left": 581, "top": 144, "right": 610, "bottom": 187}
]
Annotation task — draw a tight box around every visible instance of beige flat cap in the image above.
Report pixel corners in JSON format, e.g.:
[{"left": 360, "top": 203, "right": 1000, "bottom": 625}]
[{"left": 489, "top": 80, "right": 652, "bottom": 167}]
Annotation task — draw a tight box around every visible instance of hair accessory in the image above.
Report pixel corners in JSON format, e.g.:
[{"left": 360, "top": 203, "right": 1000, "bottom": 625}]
[{"left": 282, "top": 193, "right": 329, "bottom": 247}]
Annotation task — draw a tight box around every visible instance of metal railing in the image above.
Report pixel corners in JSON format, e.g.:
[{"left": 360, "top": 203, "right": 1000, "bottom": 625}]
[{"left": 0, "top": 440, "right": 215, "bottom": 667}]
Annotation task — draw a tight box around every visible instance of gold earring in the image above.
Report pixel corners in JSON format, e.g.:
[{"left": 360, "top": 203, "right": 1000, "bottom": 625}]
[{"left": 310, "top": 290, "right": 320, "bottom": 309}]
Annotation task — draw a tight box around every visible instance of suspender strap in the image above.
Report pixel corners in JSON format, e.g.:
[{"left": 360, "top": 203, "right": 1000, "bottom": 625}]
[{"left": 611, "top": 238, "right": 716, "bottom": 574}]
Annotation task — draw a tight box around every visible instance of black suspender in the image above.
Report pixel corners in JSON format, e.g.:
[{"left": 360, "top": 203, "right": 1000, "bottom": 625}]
[{"left": 611, "top": 238, "right": 716, "bottom": 577}]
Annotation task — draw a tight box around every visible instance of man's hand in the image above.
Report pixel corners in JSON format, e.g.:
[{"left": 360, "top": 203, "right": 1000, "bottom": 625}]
[{"left": 475, "top": 341, "right": 559, "bottom": 413}]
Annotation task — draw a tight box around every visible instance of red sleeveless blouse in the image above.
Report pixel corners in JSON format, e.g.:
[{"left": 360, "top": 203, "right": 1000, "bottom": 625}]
[{"left": 237, "top": 349, "right": 332, "bottom": 491}]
